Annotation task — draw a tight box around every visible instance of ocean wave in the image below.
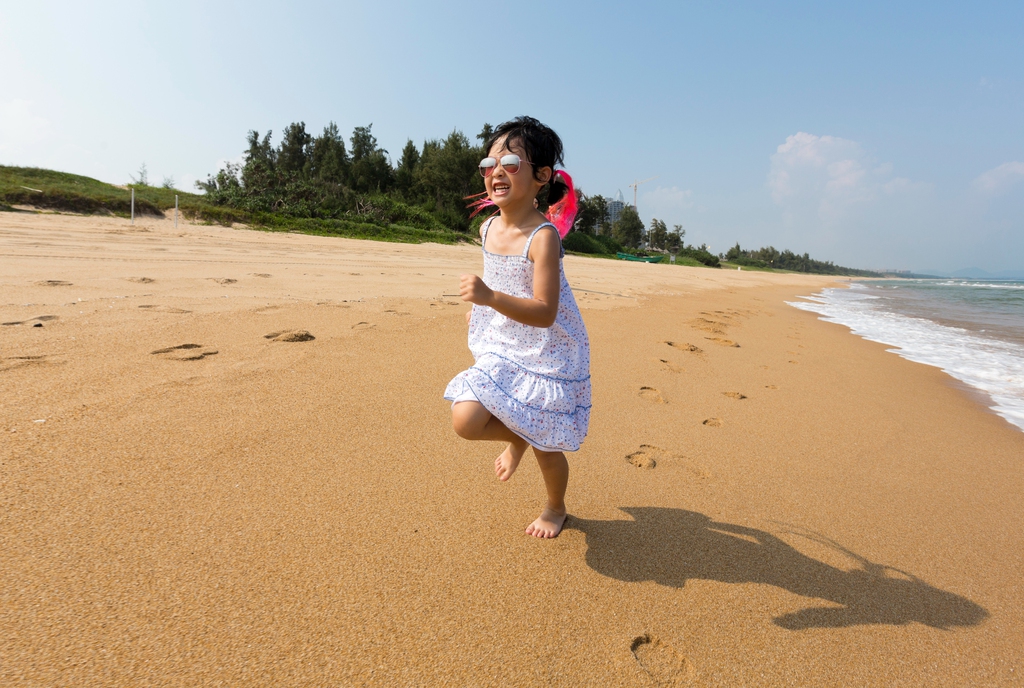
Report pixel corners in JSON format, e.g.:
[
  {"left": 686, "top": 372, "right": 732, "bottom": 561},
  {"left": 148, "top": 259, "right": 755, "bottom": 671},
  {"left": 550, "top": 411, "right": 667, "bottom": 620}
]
[
  {"left": 788, "top": 287, "right": 1024, "bottom": 433},
  {"left": 938, "top": 281, "right": 1024, "bottom": 290}
]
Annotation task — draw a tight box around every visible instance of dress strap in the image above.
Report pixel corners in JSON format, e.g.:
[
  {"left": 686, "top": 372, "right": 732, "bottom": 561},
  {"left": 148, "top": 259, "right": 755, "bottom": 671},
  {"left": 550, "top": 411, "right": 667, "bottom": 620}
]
[
  {"left": 481, "top": 216, "right": 496, "bottom": 252},
  {"left": 522, "top": 222, "right": 561, "bottom": 259}
]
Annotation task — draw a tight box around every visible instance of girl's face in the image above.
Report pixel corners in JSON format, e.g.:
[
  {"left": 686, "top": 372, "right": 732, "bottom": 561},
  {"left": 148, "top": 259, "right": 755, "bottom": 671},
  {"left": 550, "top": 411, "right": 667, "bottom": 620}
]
[{"left": 485, "top": 136, "right": 551, "bottom": 211}]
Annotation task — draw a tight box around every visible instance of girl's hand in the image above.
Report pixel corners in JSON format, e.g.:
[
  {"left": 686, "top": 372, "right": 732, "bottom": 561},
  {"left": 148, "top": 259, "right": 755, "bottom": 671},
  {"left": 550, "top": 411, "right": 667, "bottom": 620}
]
[
  {"left": 456, "top": 229, "right": 561, "bottom": 328},
  {"left": 459, "top": 274, "right": 494, "bottom": 306}
]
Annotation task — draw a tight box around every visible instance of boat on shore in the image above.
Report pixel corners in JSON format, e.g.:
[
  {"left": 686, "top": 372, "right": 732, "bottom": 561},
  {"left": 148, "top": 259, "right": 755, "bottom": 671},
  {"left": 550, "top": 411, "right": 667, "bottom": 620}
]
[{"left": 616, "top": 252, "right": 664, "bottom": 263}]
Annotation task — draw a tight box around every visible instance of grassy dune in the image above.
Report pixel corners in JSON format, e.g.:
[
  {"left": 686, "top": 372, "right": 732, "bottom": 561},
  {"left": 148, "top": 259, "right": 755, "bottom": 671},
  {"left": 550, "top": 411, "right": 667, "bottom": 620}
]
[
  {"left": 0, "top": 166, "right": 203, "bottom": 217},
  {"left": 0, "top": 166, "right": 465, "bottom": 244}
]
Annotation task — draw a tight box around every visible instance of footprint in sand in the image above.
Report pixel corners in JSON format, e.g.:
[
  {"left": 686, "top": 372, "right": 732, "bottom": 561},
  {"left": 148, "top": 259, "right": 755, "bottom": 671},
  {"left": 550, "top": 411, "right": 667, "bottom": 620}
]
[
  {"left": 722, "top": 392, "right": 747, "bottom": 400},
  {"left": 126, "top": 277, "right": 154, "bottom": 283},
  {"left": 624, "top": 445, "right": 711, "bottom": 478},
  {"left": 704, "top": 337, "right": 740, "bottom": 347},
  {"left": 689, "top": 317, "right": 727, "bottom": 334},
  {"left": 626, "top": 445, "right": 662, "bottom": 469},
  {"left": 264, "top": 329, "right": 315, "bottom": 342},
  {"left": 250, "top": 273, "right": 272, "bottom": 278},
  {"left": 352, "top": 322, "right": 375, "bottom": 330},
  {"left": 384, "top": 309, "right": 411, "bottom": 316},
  {"left": 765, "top": 384, "right": 778, "bottom": 390},
  {"left": 630, "top": 634, "right": 695, "bottom": 686},
  {"left": 658, "top": 359, "right": 684, "bottom": 373},
  {"left": 35, "top": 280, "right": 72, "bottom": 287},
  {"left": 639, "top": 387, "right": 666, "bottom": 403},
  {"left": 702, "top": 417, "right": 723, "bottom": 427},
  {"left": 151, "top": 344, "right": 218, "bottom": 361},
  {"left": 208, "top": 278, "right": 237, "bottom": 285},
  {"left": 138, "top": 305, "right": 192, "bottom": 313},
  {"left": 666, "top": 341, "right": 702, "bottom": 354}
]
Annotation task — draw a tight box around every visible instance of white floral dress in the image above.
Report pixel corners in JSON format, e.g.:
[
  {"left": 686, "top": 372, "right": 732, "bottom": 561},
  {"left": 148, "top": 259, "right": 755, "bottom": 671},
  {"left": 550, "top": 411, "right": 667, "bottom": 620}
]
[{"left": 444, "top": 218, "right": 591, "bottom": 452}]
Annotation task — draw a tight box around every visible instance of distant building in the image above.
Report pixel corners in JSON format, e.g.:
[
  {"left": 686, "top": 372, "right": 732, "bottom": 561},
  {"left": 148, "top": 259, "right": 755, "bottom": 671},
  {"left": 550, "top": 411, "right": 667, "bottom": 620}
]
[{"left": 606, "top": 190, "right": 626, "bottom": 224}]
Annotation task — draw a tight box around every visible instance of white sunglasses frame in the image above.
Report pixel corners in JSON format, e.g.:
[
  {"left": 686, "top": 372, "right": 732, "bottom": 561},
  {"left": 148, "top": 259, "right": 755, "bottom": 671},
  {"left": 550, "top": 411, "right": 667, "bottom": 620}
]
[{"left": 478, "top": 153, "right": 534, "bottom": 178}]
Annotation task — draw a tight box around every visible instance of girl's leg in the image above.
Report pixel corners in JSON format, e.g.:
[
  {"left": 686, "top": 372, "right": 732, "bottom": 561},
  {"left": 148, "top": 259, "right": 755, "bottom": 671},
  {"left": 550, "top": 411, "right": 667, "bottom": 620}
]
[
  {"left": 526, "top": 449, "right": 569, "bottom": 538},
  {"left": 451, "top": 401, "right": 529, "bottom": 481}
]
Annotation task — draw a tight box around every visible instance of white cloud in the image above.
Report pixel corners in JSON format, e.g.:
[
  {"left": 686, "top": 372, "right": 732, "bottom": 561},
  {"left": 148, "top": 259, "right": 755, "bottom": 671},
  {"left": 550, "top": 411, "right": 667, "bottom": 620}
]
[
  {"left": 0, "top": 99, "right": 50, "bottom": 161},
  {"left": 972, "top": 161, "right": 1024, "bottom": 196},
  {"left": 767, "top": 132, "right": 924, "bottom": 222},
  {"left": 638, "top": 185, "right": 694, "bottom": 225}
]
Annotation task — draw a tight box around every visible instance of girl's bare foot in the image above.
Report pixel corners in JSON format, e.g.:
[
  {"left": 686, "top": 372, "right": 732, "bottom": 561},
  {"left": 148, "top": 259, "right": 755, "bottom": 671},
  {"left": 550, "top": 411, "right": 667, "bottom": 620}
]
[
  {"left": 495, "top": 442, "right": 526, "bottom": 481},
  {"left": 525, "top": 506, "right": 567, "bottom": 538}
]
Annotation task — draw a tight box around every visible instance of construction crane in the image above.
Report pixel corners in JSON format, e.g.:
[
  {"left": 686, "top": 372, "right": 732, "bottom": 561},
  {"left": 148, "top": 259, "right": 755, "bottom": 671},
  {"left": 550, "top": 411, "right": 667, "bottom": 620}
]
[{"left": 628, "top": 176, "right": 658, "bottom": 211}]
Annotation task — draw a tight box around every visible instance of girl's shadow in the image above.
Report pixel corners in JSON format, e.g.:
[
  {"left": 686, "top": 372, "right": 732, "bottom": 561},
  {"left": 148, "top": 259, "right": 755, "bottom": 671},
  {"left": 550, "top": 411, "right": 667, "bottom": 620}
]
[{"left": 567, "top": 508, "right": 988, "bottom": 630}]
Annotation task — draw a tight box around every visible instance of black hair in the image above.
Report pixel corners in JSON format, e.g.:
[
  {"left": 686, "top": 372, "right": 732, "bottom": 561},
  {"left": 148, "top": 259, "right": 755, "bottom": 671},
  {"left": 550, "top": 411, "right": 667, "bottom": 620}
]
[{"left": 486, "top": 116, "right": 569, "bottom": 204}]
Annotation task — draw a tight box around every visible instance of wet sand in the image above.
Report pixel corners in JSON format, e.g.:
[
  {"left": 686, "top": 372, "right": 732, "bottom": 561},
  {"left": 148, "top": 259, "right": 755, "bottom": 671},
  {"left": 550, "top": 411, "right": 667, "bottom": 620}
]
[{"left": 2, "top": 211, "right": 1022, "bottom": 685}]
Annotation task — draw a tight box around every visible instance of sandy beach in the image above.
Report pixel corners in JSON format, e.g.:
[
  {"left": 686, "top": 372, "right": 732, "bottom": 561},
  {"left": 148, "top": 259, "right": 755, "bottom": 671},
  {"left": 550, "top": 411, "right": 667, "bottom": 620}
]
[{"left": 2, "top": 211, "right": 1022, "bottom": 686}]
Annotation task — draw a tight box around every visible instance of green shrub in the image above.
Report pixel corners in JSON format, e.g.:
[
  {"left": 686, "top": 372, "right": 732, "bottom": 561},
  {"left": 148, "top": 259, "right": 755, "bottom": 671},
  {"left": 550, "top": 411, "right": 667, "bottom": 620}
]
[
  {"left": 731, "top": 256, "right": 769, "bottom": 268},
  {"left": 252, "top": 214, "right": 463, "bottom": 244},
  {"left": 677, "top": 246, "right": 720, "bottom": 267},
  {"left": 563, "top": 232, "right": 606, "bottom": 254},
  {"left": 594, "top": 234, "right": 623, "bottom": 254},
  {"left": 347, "top": 194, "right": 451, "bottom": 233},
  {"left": 562, "top": 232, "right": 627, "bottom": 256}
]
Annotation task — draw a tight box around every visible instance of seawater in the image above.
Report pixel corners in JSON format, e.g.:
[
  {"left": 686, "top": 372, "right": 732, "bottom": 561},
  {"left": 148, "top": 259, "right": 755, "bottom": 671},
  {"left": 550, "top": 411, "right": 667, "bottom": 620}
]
[{"left": 788, "top": 279, "right": 1024, "bottom": 433}]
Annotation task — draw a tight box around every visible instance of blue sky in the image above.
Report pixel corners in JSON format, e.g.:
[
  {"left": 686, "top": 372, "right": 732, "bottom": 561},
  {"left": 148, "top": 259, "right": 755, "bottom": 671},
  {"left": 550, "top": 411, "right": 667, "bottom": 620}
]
[{"left": 2, "top": 1, "right": 1022, "bottom": 273}]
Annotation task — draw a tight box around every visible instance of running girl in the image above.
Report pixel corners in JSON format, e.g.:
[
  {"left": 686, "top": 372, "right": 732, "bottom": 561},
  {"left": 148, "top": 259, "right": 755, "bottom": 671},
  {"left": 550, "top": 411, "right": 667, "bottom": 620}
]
[{"left": 445, "top": 116, "right": 591, "bottom": 539}]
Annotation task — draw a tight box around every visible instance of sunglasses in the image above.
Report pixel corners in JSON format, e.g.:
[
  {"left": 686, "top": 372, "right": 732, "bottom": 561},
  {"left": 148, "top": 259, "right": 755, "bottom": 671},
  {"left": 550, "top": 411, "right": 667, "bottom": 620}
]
[{"left": 478, "top": 154, "right": 533, "bottom": 178}]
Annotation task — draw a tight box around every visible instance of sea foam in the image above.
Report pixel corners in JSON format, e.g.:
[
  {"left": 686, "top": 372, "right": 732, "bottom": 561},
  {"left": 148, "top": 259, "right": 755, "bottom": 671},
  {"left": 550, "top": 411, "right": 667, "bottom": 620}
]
[{"left": 789, "top": 284, "right": 1024, "bottom": 433}]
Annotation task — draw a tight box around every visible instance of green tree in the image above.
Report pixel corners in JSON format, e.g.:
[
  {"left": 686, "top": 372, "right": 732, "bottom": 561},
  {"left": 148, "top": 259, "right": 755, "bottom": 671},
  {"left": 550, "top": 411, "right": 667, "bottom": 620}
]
[
  {"left": 613, "top": 205, "right": 644, "bottom": 248},
  {"left": 414, "top": 129, "right": 482, "bottom": 228},
  {"left": 477, "top": 123, "right": 494, "bottom": 150},
  {"left": 395, "top": 139, "right": 420, "bottom": 195},
  {"left": 667, "top": 224, "right": 685, "bottom": 253},
  {"left": 129, "top": 162, "right": 149, "bottom": 186},
  {"left": 195, "top": 161, "right": 241, "bottom": 194},
  {"left": 573, "top": 192, "right": 607, "bottom": 235},
  {"left": 349, "top": 124, "right": 393, "bottom": 193},
  {"left": 309, "top": 122, "right": 349, "bottom": 185},
  {"left": 648, "top": 218, "right": 668, "bottom": 250},
  {"left": 240, "top": 130, "right": 276, "bottom": 190},
  {"left": 598, "top": 194, "right": 610, "bottom": 235},
  {"left": 278, "top": 122, "right": 312, "bottom": 176}
]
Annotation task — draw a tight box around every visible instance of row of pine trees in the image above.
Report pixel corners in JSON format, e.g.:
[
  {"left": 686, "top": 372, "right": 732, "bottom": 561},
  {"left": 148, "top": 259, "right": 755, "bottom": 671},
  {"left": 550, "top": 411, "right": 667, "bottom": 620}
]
[
  {"left": 197, "top": 122, "right": 489, "bottom": 233},
  {"left": 195, "top": 121, "right": 872, "bottom": 274}
]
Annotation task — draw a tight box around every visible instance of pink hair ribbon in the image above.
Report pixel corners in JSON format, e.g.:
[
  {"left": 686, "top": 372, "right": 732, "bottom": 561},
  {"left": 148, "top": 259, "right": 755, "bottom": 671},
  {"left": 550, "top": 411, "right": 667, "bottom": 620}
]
[{"left": 545, "top": 169, "right": 578, "bottom": 238}]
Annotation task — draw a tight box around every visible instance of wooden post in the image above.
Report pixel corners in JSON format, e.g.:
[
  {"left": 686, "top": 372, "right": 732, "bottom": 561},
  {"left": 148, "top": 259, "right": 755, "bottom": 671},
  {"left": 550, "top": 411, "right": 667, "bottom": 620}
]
[
  {"left": 131, "top": 188, "right": 135, "bottom": 225},
  {"left": 175, "top": 195, "right": 178, "bottom": 228}
]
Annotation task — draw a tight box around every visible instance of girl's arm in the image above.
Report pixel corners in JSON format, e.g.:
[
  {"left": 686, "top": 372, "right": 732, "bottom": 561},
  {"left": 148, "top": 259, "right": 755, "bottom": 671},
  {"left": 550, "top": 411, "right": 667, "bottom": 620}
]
[{"left": 460, "top": 228, "right": 561, "bottom": 328}]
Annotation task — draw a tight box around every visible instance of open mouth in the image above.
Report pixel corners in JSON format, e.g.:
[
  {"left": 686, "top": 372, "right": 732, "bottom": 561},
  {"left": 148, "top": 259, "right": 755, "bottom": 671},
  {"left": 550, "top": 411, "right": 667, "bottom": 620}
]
[{"left": 492, "top": 183, "right": 510, "bottom": 196}]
